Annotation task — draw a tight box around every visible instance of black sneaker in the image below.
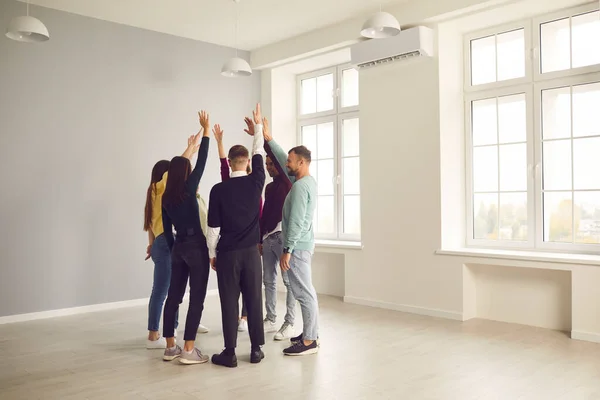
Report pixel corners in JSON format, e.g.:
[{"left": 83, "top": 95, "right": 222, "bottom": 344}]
[
  {"left": 291, "top": 333, "right": 320, "bottom": 346},
  {"left": 250, "top": 348, "right": 265, "bottom": 364},
  {"left": 211, "top": 350, "right": 238, "bottom": 368},
  {"left": 283, "top": 340, "right": 319, "bottom": 356}
]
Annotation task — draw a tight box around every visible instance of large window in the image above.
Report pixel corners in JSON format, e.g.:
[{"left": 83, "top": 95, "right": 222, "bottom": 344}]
[
  {"left": 465, "top": 3, "right": 600, "bottom": 253},
  {"left": 297, "top": 65, "right": 360, "bottom": 241}
]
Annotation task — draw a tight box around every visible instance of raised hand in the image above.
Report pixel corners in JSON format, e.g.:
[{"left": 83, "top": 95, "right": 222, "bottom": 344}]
[
  {"left": 188, "top": 134, "right": 200, "bottom": 153},
  {"left": 262, "top": 117, "right": 272, "bottom": 142},
  {"left": 214, "top": 124, "right": 224, "bottom": 143},
  {"left": 212, "top": 124, "right": 223, "bottom": 139},
  {"left": 252, "top": 103, "right": 262, "bottom": 125},
  {"left": 199, "top": 110, "right": 210, "bottom": 132},
  {"left": 244, "top": 117, "right": 255, "bottom": 136}
]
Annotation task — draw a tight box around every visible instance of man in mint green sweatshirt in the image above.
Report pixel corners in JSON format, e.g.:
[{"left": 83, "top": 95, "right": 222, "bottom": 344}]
[{"left": 267, "top": 136, "right": 319, "bottom": 356}]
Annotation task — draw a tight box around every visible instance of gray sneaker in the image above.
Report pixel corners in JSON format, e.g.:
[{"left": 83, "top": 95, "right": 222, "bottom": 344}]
[
  {"left": 179, "top": 347, "right": 209, "bottom": 365},
  {"left": 163, "top": 345, "right": 182, "bottom": 361}
]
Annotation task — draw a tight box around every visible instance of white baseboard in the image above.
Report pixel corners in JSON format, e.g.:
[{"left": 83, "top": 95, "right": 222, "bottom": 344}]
[
  {"left": 343, "top": 296, "right": 463, "bottom": 321},
  {"left": 0, "top": 289, "right": 219, "bottom": 325},
  {"left": 571, "top": 330, "right": 600, "bottom": 344}
]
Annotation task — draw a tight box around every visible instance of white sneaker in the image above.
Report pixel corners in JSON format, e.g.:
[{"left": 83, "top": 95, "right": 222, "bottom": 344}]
[
  {"left": 146, "top": 336, "right": 167, "bottom": 349},
  {"left": 197, "top": 324, "right": 210, "bottom": 334},
  {"left": 264, "top": 319, "right": 277, "bottom": 333},
  {"left": 237, "top": 319, "right": 248, "bottom": 332},
  {"left": 274, "top": 323, "right": 294, "bottom": 341}
]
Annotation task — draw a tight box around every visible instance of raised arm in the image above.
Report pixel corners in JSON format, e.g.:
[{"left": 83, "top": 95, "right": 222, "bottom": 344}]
[
  {"left": 263, "top": 117, "right": 292, "bottom": 190},
  {"left": 182, "top": 133, "right": 200, "bottom": 160},
  {"left": 162, "top": 207, "right": 174, "bottom": 251},
  {"left": 267, "top": 139, "right": 296, "bottom": 184},
  {"left": 245, "top": 104, "right": 266, "bottom": 189},
  {"left": 185, "top": 111, "right": 211, "bottom": 194},
  {"left": 214, "top": 123, "right": 230, "bottom": 181}
]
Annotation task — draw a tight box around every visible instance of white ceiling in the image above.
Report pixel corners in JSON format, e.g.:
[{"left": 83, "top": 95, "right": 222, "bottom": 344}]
[{"left": 21, "top": 0, "right": 406, "bottom": 51}]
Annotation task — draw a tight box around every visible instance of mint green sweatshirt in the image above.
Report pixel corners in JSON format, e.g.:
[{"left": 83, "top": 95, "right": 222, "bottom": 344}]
[{"left": 268, "top": 140, "right": 317, "bottom": 252}]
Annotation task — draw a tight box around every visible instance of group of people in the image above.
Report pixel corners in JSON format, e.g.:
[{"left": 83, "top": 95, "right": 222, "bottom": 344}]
[{"left": 142, "top": 103, "right": 319, "bottom": 367}]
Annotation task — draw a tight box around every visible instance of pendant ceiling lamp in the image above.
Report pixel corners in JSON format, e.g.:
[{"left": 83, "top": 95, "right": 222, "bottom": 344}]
[
  {"left": 360, "top": 5, "right": 400, "bottom": 39},
  {"left": 6, "top": 1, "right": 50, "bottom": 43},
  {"left": 221, "top": 0, "right": 252, "bottom": 77}
]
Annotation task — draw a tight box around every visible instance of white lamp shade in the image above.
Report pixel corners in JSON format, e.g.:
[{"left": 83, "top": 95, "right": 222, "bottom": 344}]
[
  {"left": 6, "top": 15, "right": 49, "bottom": 42},
  {"left": 360, "top": 11, "right": 401, "bottom": 39},
  {"left": 221, "top": 57, "right": 252, "bottom": 77}
]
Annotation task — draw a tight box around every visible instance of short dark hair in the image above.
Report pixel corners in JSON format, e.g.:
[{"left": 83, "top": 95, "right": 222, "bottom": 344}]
[
  {"left": 228, "top": 145, "right": 249, "bottom": 164},
  {"left": 289, "top": 146, "right": 311, "bottom": 162}
]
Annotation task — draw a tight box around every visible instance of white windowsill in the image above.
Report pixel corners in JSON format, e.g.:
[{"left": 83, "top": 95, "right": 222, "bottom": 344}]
[
  {"left": 315, "top": 239, "right": 363, "bottom": 251},
  {"left": 436, "top": 248, "right": 600, "bottom": 267}
]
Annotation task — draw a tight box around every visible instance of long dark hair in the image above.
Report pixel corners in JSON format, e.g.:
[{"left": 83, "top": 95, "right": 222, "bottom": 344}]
[
  {"left": 162, "top": 156, "right": 192, "bottom": 207},
  {"left": 143, "top": 160, "right": 170, "bottom": 232}
]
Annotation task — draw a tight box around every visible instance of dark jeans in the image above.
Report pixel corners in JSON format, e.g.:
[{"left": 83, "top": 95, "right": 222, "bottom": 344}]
[
  {"left": 217, "top": 245, "right": 264, "bottom": 349},
  {"left": 163, "top": 235, "right": 210, "bottom": 341}
]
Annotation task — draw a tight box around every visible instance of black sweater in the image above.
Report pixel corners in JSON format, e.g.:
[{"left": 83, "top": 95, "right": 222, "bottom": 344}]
[
  {"left": 162, "top": 137, "right": 209, "bottom": 250},
  {"left": 207, "top": 154, "right": 265, "bottom": 253}
]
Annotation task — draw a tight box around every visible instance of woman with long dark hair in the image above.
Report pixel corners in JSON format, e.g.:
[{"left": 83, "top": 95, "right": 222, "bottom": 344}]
[
  {"left": 161, "top": 111, "right": 213, "bottom": 365},
  {"left": 144, "top": 135, "right": 202, "bottom": 349}
]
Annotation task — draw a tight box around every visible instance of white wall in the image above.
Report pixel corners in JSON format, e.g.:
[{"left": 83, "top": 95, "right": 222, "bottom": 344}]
[
  {"left": 259, "top": 0, "right": 600, "bottom": 342},
  {"left": 0, "top": 1, "right": 260, "bottom": 317}
]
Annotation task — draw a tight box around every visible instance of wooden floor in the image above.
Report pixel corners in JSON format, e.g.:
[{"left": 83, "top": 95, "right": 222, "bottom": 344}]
[{"left": 1, "top": 294, "right": 600, "bottom": 400}]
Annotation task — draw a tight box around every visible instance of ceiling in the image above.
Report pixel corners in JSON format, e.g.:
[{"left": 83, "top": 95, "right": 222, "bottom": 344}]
[{"left": 21, "top": 0, "right": 406, "bottom": 51}]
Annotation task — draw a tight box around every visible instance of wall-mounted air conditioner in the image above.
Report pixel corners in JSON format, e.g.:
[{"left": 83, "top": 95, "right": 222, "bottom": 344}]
[{"left": 350, "top": 26, "right": 435, "bottom": 69}]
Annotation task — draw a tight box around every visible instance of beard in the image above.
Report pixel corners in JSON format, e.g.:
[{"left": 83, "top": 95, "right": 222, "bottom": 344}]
[{"left": 286, "top": 166, "right": 297, "bottom": 176}]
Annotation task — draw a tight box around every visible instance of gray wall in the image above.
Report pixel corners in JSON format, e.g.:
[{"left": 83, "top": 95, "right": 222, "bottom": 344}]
[{"left": 0, "top": 0, "right": 260, "bottom": 317}]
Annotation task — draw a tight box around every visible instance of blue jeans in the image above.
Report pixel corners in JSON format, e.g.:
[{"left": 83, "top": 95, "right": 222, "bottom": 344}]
[
  {"left": 287, "top": 250, "right": 318, "bottom": 340},
  {"left": 263, "top": 232, "right": 295, "bottom": 325},
  {"left": 148, "top": 234, "right": 178, "bottom": 331}
]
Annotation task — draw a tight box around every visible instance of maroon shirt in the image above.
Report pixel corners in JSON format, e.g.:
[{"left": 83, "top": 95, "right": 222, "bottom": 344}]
[{"left": 260, "top": 142, "right": 292, "bottom": 242}]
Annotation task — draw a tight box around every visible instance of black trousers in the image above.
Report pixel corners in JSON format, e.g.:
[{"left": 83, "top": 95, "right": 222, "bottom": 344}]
[
  {"left": 163, "top": 236, "right": 210, "bottom": 341},
  {"left": 217, "top": 245, "right": 264, "bottom": 349}
]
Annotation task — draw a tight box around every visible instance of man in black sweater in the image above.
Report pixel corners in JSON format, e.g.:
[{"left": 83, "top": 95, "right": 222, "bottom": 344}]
[{"left": 207, "top": 103, "right": 266, "bottom": 367}]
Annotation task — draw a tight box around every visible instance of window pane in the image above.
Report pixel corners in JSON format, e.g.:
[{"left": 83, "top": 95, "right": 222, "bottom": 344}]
[
  {"left": 316, "top": 196, "right": 335, "bottom": 234},
  {"left": 572, "top": 11, "right": 600, "bottom": 69},
  {"left": 473, "top": 193, "right": 498, "bottom": 240},
  {"left": 543, "top": 140, "right": 572, "bottom": 190},
  {"left": 302, "top": 125, "right": 317, "bottom": 159},
  {"left": 342, "top": 68, "right": 359, "bottom": 107},
  {"left": 498, "top": 94, "right": 526, "bottom": 144},
  {"left": 343, "top": 157, "right": 360, "bottom": 195},
  {"left": 342, "top": 118, "right": 360, "bottom": 157},
  {"left": 473, "top": 146, "right": 498, "bottom": 192},
  {"left": 309, "top": 160, "right": 317, "bottom": 178},
  {"left": 301, "top": 78, "right": 317, "bottom": 114},
  {"left": 574, "top": 191, "right": 600, "bottom": 244},
  {"left": 343, "top": 195, "right": 361, "bottom": 235},
  {"left": 497, "top": 29, "right": 525, "bottom": 81},
  {"left": 573, "top": 82, "right": 600, "bottom": 138},
  {"left": 499, "top": 143, "right": 527, "bottom": 192},
  {"left": 574, "top": 137, "right": 600, "bottom": 190},
  {"left": 316, "top": 74, "right": 334, "bottom": 112},
  {"left": 471, "top": 35, "right": 496, "bottom": 85},
  {"left": 317, "top": 160, "right": 334, "bottom": 196},
  {"left": 472, "top": 98, "right": 497, "bottom": 146},
  {"left": 541, "top": 18, "right": 570, "bottom": 73},
  {"left": 544, "top": 191, "right": 573, "bottom": 242},
  {"left": 542, "top": 87, "right": 571, "bottom": 140},
  {"left": 499, "top": 192, "right": 528, "bottom": 241},
  {"left": 317, "top": 122, "right": 334, "bottom": 159}
]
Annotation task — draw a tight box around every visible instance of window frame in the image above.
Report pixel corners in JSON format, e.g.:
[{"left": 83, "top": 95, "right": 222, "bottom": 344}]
[
  {"left": 464, "top": 3, "right": 600, "bottom": 254},
  {"left": 296, "top": 63, "right": 361, "bottom": 241},
  {"left": 297, "top": 66, "right": 338, "bottom": 121},
  {"left": 465, "top": 85, "right": 535, "bottom": 249},
  {"left": 532, "top": 2, "right": 600, "bottom": 83},
  {"left": 463, "top": 19, "right": 533, "bottom": 93}
]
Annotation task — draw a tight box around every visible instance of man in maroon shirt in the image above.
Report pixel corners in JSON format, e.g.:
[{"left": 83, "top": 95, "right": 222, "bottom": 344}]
[{"left": 244, "top": 117, "right": 296, "bottom": 340}]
